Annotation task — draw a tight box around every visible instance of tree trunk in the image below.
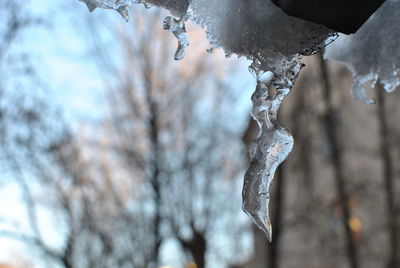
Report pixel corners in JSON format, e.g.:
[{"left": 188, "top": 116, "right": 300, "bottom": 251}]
[
  {"left": 318, "top": 53, "right": 359, "bottom": 268},
  {"left": 376, "top": 84, "right": 399, "bottom": 268},
  {"left": 181, "top": 231, "right": 207, "bottom": 268},
  {"left": 268, "top": 164, "right": 285, "bottom": 268},
  {"left": 146, "top": 82, "right": 162, "bottom": 266},
  {"left": 61, "top": 236, "right": 74, "bottom": 268}
]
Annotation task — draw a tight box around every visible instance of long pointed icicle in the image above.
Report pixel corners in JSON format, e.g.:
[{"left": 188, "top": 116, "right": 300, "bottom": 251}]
[{"left": 242, "top": 71, "right": 294, "bottom": 241}]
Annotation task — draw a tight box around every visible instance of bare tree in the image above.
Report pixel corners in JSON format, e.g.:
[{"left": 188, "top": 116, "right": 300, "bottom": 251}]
[
  {"left": 318, "top": 52, "right": 359, "bottom": 268},
  {"left": 4, "top": 3, "right": 400, "bottom": 268},
  {"left": 1, "top": 6, "right": 250, "bottom": 268},
  {"left": 376, "top": 83, "right": 399, "bottom": 268},
  {"left": 91, "top": 9, "right": 249, "bottom": 267}
]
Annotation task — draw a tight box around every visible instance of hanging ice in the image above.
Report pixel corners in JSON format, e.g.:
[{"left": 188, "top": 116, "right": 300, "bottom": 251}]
[
  {"left": 163, "top": 16, "right": 189, "bottom": 61},
  {"left": 243, "top": 61, "right": 302, "bottom": 241},
  {"left": 79, "top": 0, "right": 132, "bottom": 21},
  {"left": 77, "top": 0, "right": 340, "bottom": 241},
  {"left": 325, "top": 0, "right": 400, "bottom": 103}
]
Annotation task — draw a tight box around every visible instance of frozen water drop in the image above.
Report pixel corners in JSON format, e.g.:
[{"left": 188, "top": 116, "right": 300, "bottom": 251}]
[{"left": 163, "top": 16, "right": 189, "bottom": 61}]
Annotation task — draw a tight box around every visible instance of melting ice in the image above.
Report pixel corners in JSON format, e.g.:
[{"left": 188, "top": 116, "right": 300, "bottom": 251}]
[
  {"left": 242, "top": 61, "right": 302, "bottom": 240},
  {"left": 243, "top": 79, "right": 291, "bottom": 240},
  {"left": 78, "top": 0, "right": 399, "bottom": 241},
  {"left": 78, "top": 0, "right": 333, "bottom": 240}
]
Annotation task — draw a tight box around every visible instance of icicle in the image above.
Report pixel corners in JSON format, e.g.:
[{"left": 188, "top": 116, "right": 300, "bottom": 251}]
[
  {"left": 242, "top": 65, "right": 302, "bottom": 241},
  {"left": 117, "top": 5, "right": 130, "bottom": 22},
  {"left": 163, "top": 16, "right": 189, "bottom": 61},
  {"left": 79, "top": 0, "right": 132, "bottom": 21},
  {"left": 81, "top": 0, "right": 98, "bottom": 12}
]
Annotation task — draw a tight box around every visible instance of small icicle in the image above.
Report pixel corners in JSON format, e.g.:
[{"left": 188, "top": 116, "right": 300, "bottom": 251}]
[
  {"left": 79, "top": 0, "right": 99, "bottom": 12},
  {"left": 163, "top": 16, "right": 189, "bottom": 61},
  {"left": 117, "top": 5, "right": 130, "bottom": 22},
  {"left": 242, "top": 70, "right": 294, "bottom": 241}
]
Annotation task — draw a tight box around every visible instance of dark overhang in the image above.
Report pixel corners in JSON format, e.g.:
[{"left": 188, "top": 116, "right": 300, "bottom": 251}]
[{"left": 270, "top": 0, "right": 386, "bottom": 34}]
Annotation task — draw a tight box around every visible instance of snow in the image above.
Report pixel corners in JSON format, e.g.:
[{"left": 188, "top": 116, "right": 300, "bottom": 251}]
[
  {"left": 325, "top": 0, "right": 400, "bottom": 103},
  {"left": 78, "top": 0, "right": 336, "bottom": 77},
  {"left": 78, "top": 0, "right": 400, "bottom": 99}
]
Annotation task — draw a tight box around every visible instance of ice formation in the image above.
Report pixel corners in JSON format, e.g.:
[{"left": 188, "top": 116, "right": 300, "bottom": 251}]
[
  {"left": 325, "top": 0, "right": 400, "bottom": 104},
  {"left": 77, "top": 0, "right": 337, "bottom": 240},
  {"left": 78, "top": 0, "right": 336, "bottom": 67},
  {"left": 163, "top": 16, "right": 189, "bottom": 60},
  {"left": 79, "top": 0, "right": 133, "bottom": 21},
  {"left": 242, "top": 67, "right": 301, "bottom": 241}
]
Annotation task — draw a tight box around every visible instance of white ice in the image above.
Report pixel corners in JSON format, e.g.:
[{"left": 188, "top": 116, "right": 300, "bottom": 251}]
[{"left": 325, "top": 0, "right": 400, "bottom": 103}]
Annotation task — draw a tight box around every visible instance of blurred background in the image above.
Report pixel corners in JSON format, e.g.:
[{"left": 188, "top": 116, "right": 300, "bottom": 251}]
[{"left": 0, "top": 1, "right": 399, "bottom": 268}]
